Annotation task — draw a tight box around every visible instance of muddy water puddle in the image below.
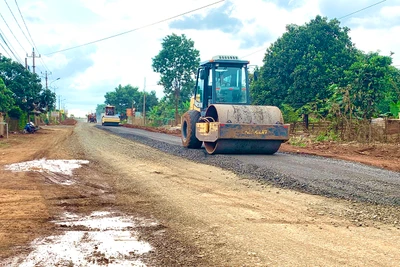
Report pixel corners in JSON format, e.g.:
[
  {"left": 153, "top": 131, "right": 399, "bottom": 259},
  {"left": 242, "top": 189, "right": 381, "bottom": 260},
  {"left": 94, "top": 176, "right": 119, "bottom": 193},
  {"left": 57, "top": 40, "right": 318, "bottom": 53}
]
[
  {"left": 3, "top": 159, "right": 157, "bottom": 266},
  {"left": 4, "top": 158, "right": 89, "bottom": 176},
  {"left": 4, "top": 158, "right": 90, "bottom": 185},
  {"left": 2, "top": 211, "right": 156, "bottom": 266}
]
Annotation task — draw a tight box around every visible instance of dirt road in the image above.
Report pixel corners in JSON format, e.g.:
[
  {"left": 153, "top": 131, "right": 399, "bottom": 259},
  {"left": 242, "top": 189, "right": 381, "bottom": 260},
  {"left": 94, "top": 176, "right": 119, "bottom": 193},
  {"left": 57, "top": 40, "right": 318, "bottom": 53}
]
[
  {"left": 1, "top": 122, "right": 400, "bottom": 266},
  {"left": 101, "top": 125, "right": 400, "bottom": 206}
]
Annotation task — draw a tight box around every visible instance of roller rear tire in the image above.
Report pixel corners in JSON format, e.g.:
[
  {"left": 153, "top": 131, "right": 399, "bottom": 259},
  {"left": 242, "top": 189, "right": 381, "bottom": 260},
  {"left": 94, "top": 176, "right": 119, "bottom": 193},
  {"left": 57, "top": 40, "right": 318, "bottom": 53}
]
[{"left": 181, "top": 110, "right": 202, "bottom": 149}]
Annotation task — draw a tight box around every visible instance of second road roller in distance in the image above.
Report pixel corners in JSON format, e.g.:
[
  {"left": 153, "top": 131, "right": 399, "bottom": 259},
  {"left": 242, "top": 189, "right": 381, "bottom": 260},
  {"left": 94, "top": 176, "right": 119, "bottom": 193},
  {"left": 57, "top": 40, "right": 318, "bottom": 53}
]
[
  {"left": 181, "top": 55, "right": 290, "bottom": 155},
  {"left": 101, "top": 105, "right": 120, "bottom": 126}
]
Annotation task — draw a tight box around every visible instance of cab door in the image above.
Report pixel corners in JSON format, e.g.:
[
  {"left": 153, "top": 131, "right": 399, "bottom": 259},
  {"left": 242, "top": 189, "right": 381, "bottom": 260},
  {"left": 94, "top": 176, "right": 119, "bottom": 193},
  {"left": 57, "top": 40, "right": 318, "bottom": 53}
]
[{"left": 192, "top": 68, "right": 205, "bottom": 111}]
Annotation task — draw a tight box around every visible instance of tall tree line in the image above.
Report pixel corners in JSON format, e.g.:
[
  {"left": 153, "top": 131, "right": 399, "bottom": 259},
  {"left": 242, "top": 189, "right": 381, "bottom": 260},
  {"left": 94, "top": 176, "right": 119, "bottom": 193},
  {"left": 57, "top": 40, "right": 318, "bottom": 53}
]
[
  {"left": 0, "top": 56, "right": 55, "bottom": 123},
  {"left": 252, "top": 15, "right": 400, "bottom": 122},
  {"left": 99, "top": 17, "right": 399, "bottom": 127}
]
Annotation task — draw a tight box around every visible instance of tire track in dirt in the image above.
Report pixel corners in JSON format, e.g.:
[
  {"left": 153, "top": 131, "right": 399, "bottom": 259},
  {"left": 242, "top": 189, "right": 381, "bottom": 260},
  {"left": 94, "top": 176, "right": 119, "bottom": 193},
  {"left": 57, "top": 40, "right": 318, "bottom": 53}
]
[{"left": 75, "top": 122, "right": 400, "bottom": 266}]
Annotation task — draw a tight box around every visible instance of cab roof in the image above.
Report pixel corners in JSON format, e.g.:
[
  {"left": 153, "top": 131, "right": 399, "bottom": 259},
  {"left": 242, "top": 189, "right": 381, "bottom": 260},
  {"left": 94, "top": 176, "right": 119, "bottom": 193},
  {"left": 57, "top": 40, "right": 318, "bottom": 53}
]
[{"left": 200, "top": 55, "right": 249, "bottom": 66}]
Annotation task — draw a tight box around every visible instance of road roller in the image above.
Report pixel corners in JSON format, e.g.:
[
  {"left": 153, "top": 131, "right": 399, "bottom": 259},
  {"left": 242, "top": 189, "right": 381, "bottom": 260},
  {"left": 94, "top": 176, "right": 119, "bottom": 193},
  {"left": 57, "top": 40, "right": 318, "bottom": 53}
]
[
  {"left": 181, "top": 55, "right": 290, "bottom": 154},
  {"left": 101, "top": 105, "right": 120, "bottom": 126}
]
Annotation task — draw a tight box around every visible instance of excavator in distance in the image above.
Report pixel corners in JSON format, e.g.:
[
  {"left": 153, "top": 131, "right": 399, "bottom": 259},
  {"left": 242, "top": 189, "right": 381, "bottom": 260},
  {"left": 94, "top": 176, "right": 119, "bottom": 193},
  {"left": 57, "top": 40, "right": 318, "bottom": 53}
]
[{"left": 181, "top": 55, "right": 290, "bottom": 155}]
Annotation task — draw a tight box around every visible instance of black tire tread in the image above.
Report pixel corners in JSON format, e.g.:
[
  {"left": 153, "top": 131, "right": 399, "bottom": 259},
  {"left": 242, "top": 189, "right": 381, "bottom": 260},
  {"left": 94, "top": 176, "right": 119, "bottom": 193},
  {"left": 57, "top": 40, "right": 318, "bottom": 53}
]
[{"left": 181, "top": 110, "right": 202, "bottom": 149}]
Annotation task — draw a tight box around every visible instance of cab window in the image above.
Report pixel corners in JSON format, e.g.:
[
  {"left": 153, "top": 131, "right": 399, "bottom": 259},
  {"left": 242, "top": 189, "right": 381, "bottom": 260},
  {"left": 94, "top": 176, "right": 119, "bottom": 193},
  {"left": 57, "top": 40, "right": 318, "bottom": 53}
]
[{"left": 215, "top": 66, "right": 247, "bottom": 104}]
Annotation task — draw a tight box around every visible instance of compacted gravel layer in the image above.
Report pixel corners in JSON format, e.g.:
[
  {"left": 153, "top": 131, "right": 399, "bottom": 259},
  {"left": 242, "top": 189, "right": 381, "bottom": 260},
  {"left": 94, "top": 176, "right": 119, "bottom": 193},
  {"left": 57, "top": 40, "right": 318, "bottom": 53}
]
[{"left": 97, "top": 126, "right": 400, "bottom": 206}]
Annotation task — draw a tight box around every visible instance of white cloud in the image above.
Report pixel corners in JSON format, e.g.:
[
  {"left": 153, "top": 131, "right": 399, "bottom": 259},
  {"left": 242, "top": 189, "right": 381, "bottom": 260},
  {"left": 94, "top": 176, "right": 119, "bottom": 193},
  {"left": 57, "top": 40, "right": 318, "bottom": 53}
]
[
  {"left": 380, "top": 5, "right": 400, "bottom": 19},
  {"left": 0, "top": 0, "right": 399, "bottom": 118},
  {"left": 350, "top": 26, "right": 400, "bottom": 63}
]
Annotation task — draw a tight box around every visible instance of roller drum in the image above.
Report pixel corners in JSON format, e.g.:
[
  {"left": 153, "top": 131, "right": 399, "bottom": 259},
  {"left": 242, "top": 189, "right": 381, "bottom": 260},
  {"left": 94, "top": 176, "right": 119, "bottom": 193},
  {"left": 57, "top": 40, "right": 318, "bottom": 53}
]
[
  {"left": 201, "top": 104, "right": 287, "bottom": 155},
  {"left": 205, "top": 104, "right": 284, "bottom": 125},
  {"left": 204, "top": 140, "right": 282, "bottom": 154}
]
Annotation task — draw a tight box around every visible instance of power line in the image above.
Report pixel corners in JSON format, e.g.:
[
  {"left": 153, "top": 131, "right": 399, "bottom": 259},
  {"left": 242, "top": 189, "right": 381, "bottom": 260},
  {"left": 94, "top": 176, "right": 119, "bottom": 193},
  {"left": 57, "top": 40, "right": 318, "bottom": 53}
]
[
  {"left": 0, "top": 33, "right": 21, "bottom": 62},
  {"left": 0, "top": 30, "right": 22, "bottom": 62},
  {"left": 241, "top": 47, "right": 267, "bottom": 59},
  {"left": 0, "top": 37, "right": 12, "bottom": 58},
  {"left": 14, "top": 0, "right": 50, "bottom": 73},
  {"left": 14, "top": 0, "right": 36, "bottom": 49},
  {"left": 3, "top": 0, "right": 33, "bottom": 48},
  {"left": 2, "top": 0, "right": 51, "bottom": 75},
  {"left": 0, "top": 12, "right": 25, "bottom": 52},
  {"left": 240, "top": 0, "right": 387, "bottom": 59},
  {"left": 0, "top": 24, "right": 21, "bottom": 61},
  {"left": 45, "top": 0, "right": 225, "bottom": 56},
  {"left": 338, "top": 0, "right": 386, "bottom": 20}
]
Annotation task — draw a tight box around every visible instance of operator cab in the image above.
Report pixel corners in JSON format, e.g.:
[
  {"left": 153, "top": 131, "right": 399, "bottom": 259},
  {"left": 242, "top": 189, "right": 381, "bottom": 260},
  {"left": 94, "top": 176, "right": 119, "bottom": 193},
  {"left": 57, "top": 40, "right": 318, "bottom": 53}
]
[
  {"left": 193, "top": 55, "right": 250, "bottom": 114},
  {"left": 105, "top": 105, "right": 115, "bottom": 116}
]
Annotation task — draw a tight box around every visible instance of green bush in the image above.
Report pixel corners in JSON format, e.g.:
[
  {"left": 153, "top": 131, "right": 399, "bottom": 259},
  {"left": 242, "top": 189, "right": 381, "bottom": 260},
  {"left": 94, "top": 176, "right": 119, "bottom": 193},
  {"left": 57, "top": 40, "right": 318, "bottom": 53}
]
[
  {"left": 315, "top": 131, "right": 339, "bottom": 142},
  {"left": 390, "top": 101, "right": 400, "bottom": 119},
  {"left": 288, "top": 136, "right": 307, "bottom": 147},
  {"left": 281, "top": 104, "right": 300, "bottom": 123},
  {"left": 18, "top": 112, "right": 27, "bottom": 130},
  {"left": 7, "top": 106, "right": 23, "bottom": 119}
]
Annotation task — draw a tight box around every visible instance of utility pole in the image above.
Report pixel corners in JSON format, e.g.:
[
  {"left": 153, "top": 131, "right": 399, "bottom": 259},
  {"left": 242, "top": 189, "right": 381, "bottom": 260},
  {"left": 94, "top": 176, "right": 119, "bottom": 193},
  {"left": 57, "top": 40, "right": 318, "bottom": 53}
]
[
  {"left": 58, "top": 95, "right": 61, "bottom": 122},
  {"left": 27, "top": 48, "right": 40, "bottom": 74},
  {"left": 45, "top": 71, "right": 48, "bottom": 89},
  {"left": 25, "top": 58, "right": 28, "bottom": 69},
  {"left": 143, "top": 77, "right": 146, "bottom": 125}
]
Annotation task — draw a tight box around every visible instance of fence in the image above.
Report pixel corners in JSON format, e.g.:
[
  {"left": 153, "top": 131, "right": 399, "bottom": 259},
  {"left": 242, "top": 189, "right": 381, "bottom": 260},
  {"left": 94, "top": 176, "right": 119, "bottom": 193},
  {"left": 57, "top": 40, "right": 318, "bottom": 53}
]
[
  {"left": 1, "top": 114, "right": 47, "bottom": 134},
  {"left": 386, "top": 119, "right": 400, "bottom": 135},
  {"left": 290, "top": 121, "right": 331, "bottom": 135},
  {"left": 289, "top": 119, "right": 400, "bottom": 143},
  {"left": 0, "top": 113, "right": 3, "bottom": 136},
  {"left": 5, "top": 118, "right": 19, "bottom": 132},
  {"left": 127, "top": 116, "right": 181, "bottom": 127},
  {"left": 0, "top": 122, "right": 8, "bottom": 138}
]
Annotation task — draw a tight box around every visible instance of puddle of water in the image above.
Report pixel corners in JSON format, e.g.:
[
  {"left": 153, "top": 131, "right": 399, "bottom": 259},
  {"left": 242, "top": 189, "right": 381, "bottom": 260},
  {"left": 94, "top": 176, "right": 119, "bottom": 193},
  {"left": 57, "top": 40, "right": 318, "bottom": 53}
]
[
  {"left": 59, "top": 211, "right": 137, "bottom": 231},
  {"left": 4, "top": 158, "right": 89, "bottom": 176},
  {"left": 4, "top": 211, "right": 154, "bottom": 267}
]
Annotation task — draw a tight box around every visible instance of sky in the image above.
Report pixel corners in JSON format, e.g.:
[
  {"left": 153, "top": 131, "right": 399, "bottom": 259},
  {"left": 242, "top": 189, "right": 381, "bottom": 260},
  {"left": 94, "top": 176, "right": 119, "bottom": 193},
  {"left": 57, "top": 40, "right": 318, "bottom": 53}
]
[{"left": 0, "top": 0, "right": 399, "bottom": 118}]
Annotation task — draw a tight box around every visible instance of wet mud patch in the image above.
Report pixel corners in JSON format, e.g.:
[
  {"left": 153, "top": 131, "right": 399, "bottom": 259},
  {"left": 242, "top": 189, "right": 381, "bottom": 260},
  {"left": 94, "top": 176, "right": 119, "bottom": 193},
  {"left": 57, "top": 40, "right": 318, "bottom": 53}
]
[
  {"left": 4, "top": 158, "right": 89, "bottom": 177},
  {"left": 4, "top": 158, "right": 90, "bottom": 185},
  {"left": 41, "top": 172, "right": 76, "bottom": 185},
  {"left": 2, "top": 211, "right": 156, "bottom": 266}
]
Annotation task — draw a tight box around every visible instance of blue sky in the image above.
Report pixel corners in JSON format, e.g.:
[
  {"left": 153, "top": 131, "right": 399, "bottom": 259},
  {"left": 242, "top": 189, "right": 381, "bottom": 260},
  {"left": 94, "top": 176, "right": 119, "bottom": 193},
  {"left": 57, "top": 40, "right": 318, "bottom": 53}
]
[{"left": 0, "top": 0, "right": 399, "bottom": 117}]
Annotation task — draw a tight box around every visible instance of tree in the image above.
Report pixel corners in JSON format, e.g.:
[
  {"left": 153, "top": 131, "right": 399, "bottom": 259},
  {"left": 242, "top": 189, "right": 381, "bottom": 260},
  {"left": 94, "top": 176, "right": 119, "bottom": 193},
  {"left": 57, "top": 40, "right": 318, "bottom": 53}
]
[
  {"left": 104, "top": 84, "right": 142, "bottom": 114},
  {"left": 7, "top": 106, "right": 23, "bottom": 119},
  {"left": 343, "top": 52, "right": 394, "bottom": 119},
  {"left": 390, "top": 101, "right": 400, "bottom": 118},
  {"left": 376, "top": 64, "right": 400, "bottom": 116},
  {"left": 139, "top": 90, "right": 158, "bottom": 114},
  {"left": 36, "top": 88, "right": 56, "bottom": 113},
  {"left": 0, "top": 56, "right": 51, "bottom": 116},
  {"left": 0, "top": 77, "right": 14, "bottom": 113},
  {"left": 104, "top": 84, "right": 158, "bottom": 114},
  {"left": 96, "top": 104, "right": 106, "bottom": 115},
  {"left": 252, "top": 16, "right": 357, "bottom": 112},
  {"left": 152, "top": 33, "right": 200, "bottom": 124},
  {"left": 327, "top": 52, "right": 400, "bottom": 121},
  {"left": 147, "top": 96, "right": 190, "bottom": 126},
  {"left": 147, "top": 97, "right": 175, "bottom": 126}
]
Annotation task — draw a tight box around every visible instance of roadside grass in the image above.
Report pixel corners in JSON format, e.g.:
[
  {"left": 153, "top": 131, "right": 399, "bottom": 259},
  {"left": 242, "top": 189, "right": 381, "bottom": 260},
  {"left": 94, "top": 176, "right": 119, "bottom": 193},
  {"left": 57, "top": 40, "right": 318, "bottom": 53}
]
[
  {"left": 288, "top": 135, "right": 309, "bottom": 147},
  {"left": 314, "top": 131, "right": 340, "bottom": 142}
]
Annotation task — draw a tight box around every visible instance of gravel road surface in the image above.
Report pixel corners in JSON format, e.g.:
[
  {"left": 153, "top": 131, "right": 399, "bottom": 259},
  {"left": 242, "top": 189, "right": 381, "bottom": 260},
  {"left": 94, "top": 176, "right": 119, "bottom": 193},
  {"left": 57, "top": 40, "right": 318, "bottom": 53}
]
[
  {"left": 2, "top": 122, "right": 400, "bottom": 266},
  {"left": 98, "top": 125, "right": 400, "bottom": 206}
]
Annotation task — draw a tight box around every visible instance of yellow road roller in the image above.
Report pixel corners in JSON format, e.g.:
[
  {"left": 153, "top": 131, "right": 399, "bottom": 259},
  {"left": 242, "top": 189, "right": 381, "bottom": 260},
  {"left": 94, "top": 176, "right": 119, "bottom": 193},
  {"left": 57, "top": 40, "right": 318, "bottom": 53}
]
[
  {"left": 101, "top": 105, "right": 120, "bottom": 126},
  {"left": 181, "top": 55, "right": 290, "bottom": 154}
]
